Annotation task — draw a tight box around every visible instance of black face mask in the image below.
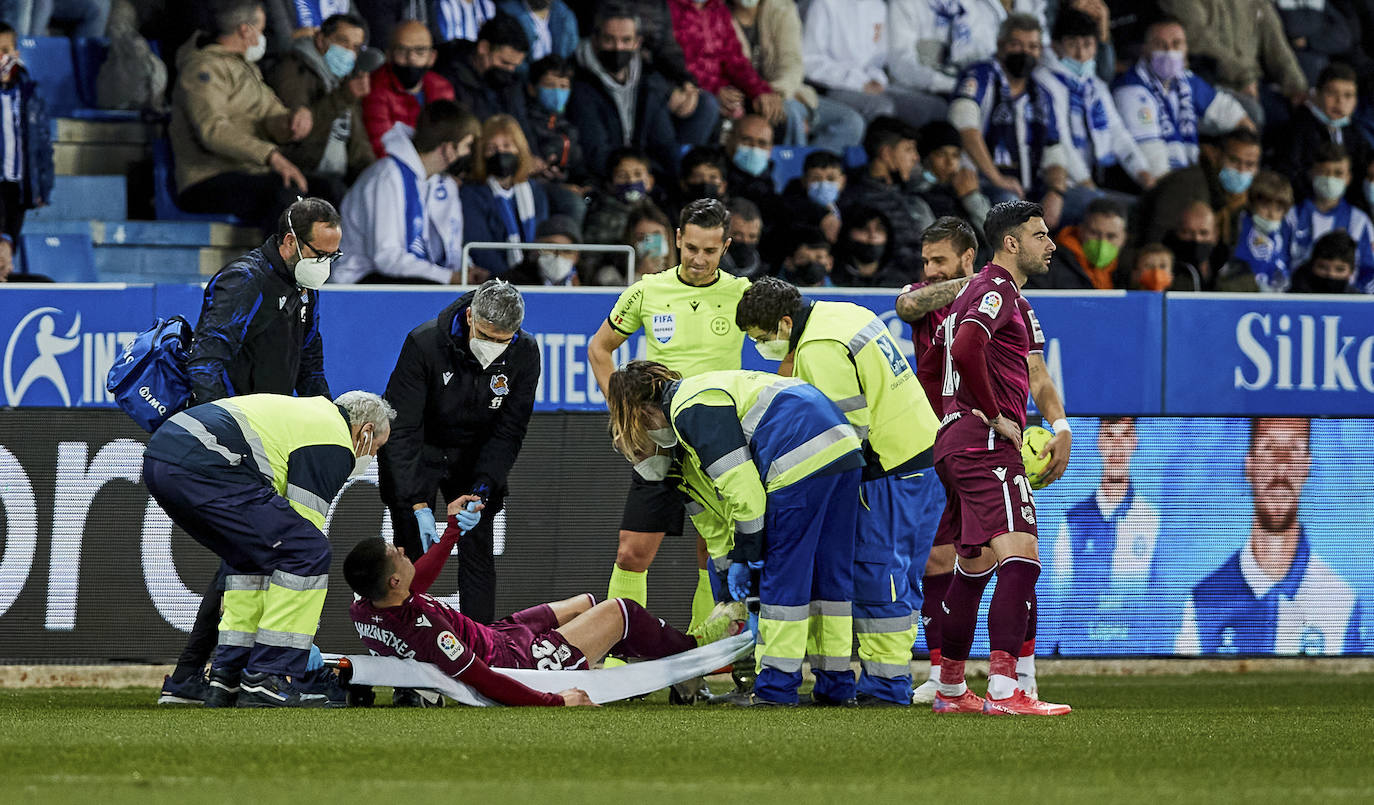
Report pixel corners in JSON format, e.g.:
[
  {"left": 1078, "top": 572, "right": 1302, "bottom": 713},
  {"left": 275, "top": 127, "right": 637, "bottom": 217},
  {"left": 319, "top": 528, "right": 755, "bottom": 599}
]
[
  {"left": 848, "top": 241, "right": 885, "bottom": 265},
  {"left": 449, "top": 154, "right": 473, "bottom": 178},
  {"left": 484, "top": 67, "right": 517, "bottom": 90},
  {"left": 727, "top": 241, "right": 762, "bottom": 278},
  {"left": 1164, "top": 232, "right": 1215, "bottom": 272},
  {"left": 1002, "top": 52, "right": 1035, "bottom": 80},
  {"left": 1293, "top": 265, "right": 1351, "bottom": 294},
  {"left": 485, "top": 152, "right": 520, "bottom": 179},
  {"left": 683, "top": 181, "right": 720, "bottom": 201},
  {"left": 596, "top": 48, "right": 634, "bottom": 74},
  {"left": 393, "top": 63, "right": 427, "bottom": 89},
  {"left": 786, "top": 261, "right": 827, "bottom": 286}
]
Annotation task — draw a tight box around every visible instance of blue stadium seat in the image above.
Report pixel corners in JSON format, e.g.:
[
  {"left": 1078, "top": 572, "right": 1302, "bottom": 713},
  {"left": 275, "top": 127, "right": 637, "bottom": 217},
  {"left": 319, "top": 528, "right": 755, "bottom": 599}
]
[
  {"left": 152, "top": 138, "right": 243, "bottom": 225},
  {"left": 770, "top": 146, "right": 813, "bottom": 194},
  {"left": 843, "top": 146, "right": 868, "bottom": 170},
  {"left": 21, "top": 36, "right": 81, "bottom": 117},
  {"left": 21, "top": 232, "right": 98, "bottom": 282},
  {"left": 68, "top": 37, "right": 140, "bottom": 121}
]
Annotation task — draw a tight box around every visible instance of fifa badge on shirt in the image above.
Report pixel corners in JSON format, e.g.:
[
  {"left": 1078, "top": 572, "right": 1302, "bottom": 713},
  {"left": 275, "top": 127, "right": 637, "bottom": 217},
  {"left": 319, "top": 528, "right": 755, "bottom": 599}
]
[
  {"left": 437, "top": 630, "right": 464, "bottom": 660},
  {"left": 652, "top": 313, "right": 676, "bottom": 344}
]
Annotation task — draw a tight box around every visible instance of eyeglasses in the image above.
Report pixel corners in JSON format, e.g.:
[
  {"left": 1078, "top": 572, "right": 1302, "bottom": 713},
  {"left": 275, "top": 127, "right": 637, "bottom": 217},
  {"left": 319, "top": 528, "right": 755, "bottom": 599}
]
[
  {"left": 393, "top": 45, "right": 434, "bottom": 59},
  {"left": 301, "top": 238, "right": 344, "bottom": 263}
]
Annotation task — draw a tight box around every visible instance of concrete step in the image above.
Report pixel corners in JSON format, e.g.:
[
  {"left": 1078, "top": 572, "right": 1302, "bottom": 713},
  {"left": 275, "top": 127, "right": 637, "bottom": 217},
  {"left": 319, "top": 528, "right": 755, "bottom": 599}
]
[
  {"left": 23, "top": 219, "right": 261, "bottom": 249},
  {"left": 54, "top": 142, "right": 147, "bottom": 176},
  {"left": 52, "top": 117, "right": 154, "bottom": 145},
  {"left": 27, "top": 175, "right": 128, "bottom": 221}
]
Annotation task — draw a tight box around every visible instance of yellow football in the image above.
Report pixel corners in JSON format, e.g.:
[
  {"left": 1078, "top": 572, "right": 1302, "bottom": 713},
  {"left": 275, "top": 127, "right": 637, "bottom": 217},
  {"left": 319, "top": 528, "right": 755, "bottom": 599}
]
[{"left": 1021, "top": 426, "right": 1054, "bottom": 489}]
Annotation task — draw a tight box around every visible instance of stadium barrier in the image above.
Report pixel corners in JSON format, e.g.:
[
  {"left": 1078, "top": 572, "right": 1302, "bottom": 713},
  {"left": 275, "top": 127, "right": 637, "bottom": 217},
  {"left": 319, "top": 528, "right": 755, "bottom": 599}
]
[{"left": 1, "top": 288, "right": 1371, "bottom": 662}]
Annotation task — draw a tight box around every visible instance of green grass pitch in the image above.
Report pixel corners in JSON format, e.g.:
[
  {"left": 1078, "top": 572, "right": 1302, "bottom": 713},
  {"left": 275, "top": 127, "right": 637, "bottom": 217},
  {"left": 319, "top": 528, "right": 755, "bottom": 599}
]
[{"left": 2, "top": 673, "right": 1372, "bottom": 804}]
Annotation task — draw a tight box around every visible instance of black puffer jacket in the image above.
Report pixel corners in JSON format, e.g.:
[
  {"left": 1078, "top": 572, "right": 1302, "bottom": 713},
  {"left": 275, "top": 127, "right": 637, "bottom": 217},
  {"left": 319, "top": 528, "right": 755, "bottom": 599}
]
[{"left": 378, "top": 292, "right": 540, "bottom": 508}]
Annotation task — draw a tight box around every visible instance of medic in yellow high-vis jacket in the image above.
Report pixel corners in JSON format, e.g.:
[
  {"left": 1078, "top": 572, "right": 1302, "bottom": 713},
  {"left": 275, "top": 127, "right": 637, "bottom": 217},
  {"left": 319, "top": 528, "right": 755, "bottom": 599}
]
[
  {"left": 607, "top": 361, "right": 864, "bottom": 706},
  {"left": 737, "top": 279, "right": 941, "bottom": 705},
  {"left": 144, "top": 392, "right": 394, "bottom": 706}
]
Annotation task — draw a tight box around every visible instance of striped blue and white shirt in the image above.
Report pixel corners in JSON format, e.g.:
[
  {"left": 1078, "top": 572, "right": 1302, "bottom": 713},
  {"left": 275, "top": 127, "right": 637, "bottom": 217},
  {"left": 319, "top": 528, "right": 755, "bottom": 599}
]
[
  {"left": 435, "top": 0, "right": 496, "bottom": 43},
  {"left": 0, "top": 84, "right": 23, "bottom": 183}
]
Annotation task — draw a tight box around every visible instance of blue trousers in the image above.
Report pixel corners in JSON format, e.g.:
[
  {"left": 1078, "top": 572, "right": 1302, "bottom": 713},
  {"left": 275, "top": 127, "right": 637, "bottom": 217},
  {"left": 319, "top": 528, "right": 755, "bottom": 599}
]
[
  {"left": 904, "top": 469, "right": 945, "bottom": 649},
  {"left": 755, "top": 468, "right": 861, "bottom": 704},
  {"left": 144, "top": 457, "right": 331, "bottom": 678}
]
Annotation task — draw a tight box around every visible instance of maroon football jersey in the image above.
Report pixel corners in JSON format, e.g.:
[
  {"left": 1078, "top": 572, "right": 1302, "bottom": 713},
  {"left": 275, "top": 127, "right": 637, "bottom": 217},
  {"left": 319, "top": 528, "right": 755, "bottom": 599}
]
[
  {"left": 351, "top": 593, "right": 496, "bottom": 677},
  {"left": 932, "top": 264, "right": 1045, "bottom": 458}
]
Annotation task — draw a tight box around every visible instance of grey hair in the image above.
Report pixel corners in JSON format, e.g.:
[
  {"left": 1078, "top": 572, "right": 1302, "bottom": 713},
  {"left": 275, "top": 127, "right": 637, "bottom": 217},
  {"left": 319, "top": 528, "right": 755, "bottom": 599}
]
[
  {"left": 334, "top": 391, "right": 397, "bottom": 431},
  {"left": 998, "top": 12, "right": 1042, "bottom": 45},
  {"left": 471, "top": 279, "right": 525, "bottom": 333},
  {"left": 213, "top": 0, "right": 263, "bottom": 37}
]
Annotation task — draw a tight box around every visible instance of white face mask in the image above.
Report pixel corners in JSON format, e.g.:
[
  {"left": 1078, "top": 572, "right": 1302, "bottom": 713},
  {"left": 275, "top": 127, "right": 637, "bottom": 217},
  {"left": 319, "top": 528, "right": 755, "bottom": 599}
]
[
  {"left": 754, "top": 338, "right": 789, "bottom": 361},
  {"left": 245, "top": 30, "right": 266, "bottom": 63},
  {"left": 648, "top": 426, "right": 678, "bottom": 448},
  {"left": 288, "top": 221, "right": 333, "bottom": 289},
  {"left": 633, "top": 453, "right": 672, "bottom": 481},
  {"left": 350, "top": 429, "right": 373, "bottom": 478},
  {"left": 470, "top": 337, "right": 509, "bottom": 369},
  {"left": 538, "top": 253, "right": 575, "bottom": 284}
]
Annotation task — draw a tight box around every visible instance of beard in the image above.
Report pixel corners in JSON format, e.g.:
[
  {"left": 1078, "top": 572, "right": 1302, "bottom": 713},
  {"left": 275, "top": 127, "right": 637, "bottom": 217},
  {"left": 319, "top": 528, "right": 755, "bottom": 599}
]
[{"left": 1254, "top": 479, "right": 1300, "bottom": 533}]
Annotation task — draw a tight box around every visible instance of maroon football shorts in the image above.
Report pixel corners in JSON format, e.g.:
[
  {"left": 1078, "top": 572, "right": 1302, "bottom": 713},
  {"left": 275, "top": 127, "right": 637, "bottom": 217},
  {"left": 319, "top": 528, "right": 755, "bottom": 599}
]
[
  {"left": 933, "top": 443, "right": 1038, "bottom": 559},
  {"left": 487, "top": 604, "right": 590, "bottom": 671}
]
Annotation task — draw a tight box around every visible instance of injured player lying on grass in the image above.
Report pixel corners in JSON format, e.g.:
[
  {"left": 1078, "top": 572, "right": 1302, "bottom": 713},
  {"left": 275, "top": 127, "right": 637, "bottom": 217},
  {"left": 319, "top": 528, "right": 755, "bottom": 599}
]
[{"left": 343, "top": 497, "right": 746, "bottom": 706}]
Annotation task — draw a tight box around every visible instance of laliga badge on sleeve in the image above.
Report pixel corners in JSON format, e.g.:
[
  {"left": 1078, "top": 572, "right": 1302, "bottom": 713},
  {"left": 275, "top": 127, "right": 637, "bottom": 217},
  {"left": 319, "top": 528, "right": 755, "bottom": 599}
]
[
  {"left": 652, "top": 313, "right": 676, "bottom": 344},
  {"left": 978, "top": 291, "right": 1003, "bottom": 318},
  {"left": 437, "top": 630, "right": 464, "bottom": 660}
]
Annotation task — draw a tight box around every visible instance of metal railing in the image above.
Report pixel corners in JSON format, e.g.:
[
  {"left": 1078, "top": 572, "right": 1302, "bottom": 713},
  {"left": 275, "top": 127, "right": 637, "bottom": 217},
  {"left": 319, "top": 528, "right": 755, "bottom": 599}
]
[{"left": 459, "top": 242, "right": 636, "bottom": 286}]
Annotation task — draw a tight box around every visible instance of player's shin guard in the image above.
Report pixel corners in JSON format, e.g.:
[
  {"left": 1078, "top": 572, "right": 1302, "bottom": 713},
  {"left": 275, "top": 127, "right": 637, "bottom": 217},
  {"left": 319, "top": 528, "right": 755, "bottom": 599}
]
[
  {"left": 689, "top": 569, "right": 715, "bottom": 633},
  {"left": 212, "top": 573, "right": 268, "bottom": 676},
  {"left": 610, "top": 598, "right": 696, "bottom": 660},
  {"left": 939, "top": 563, "right": 994, "bottom": 689},
  {"left": 247, "top": 570, "right": 328, "bottom": 678},
  {"left": 986, "top": 557, "right": 1040, "bottom": 699}
]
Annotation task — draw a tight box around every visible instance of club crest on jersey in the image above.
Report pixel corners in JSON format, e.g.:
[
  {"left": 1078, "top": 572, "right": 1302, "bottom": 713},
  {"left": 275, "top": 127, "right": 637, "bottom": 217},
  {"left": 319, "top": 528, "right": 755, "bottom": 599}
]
[
  {"left": 437, "top": 630, "right": 463, "bottom": 660},
  {"left": 652, "top": 313, "right": 675, "bottom": 343},
  {"left": 490, "top": 374, "right": 510, "bottom": 396},
  {"left": 978, "top": 291, "right": 1003, "bottom": 318}
]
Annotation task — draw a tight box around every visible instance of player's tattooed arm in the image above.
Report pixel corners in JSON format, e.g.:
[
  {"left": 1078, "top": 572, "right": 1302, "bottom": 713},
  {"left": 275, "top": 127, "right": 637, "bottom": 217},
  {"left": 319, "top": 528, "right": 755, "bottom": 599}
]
[{"left": 895, "top": 277, "right": 972, "bottom": 322}]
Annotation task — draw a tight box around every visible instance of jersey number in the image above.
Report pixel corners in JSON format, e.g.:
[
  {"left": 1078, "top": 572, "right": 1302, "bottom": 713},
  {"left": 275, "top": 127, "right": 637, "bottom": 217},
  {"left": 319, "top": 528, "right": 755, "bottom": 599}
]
[
  {"left": 532, "top": 639, "right": 573, "bottom": 670},
  {"left": 940, "top": 315, "right": 961, "bottom": 399}
]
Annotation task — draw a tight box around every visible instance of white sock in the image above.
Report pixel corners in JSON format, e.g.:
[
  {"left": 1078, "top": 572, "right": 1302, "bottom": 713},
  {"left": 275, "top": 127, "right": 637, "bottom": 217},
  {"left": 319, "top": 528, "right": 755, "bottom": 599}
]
[
  {"left": 937, "top": 680, "right": 967, "bottom": 697},
  {"left": 927, "top": 663, "right": 941, "bottom": 683},
  {"left": 1017, "top": 653, "right": 1036, "bottom": 679},
  {"left": 986, "top": 673, "right": 1018, "bottom": 700}
]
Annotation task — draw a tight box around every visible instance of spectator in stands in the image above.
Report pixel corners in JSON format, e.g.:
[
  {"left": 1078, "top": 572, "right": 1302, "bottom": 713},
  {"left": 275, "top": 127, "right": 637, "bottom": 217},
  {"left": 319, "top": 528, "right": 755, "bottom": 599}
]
[
  {"left": 802, "top": 0, "right": 947, "bottom": 127},
  {"left": 505, "top": 214, "right": 582, "bottom": 285},
  {"left": 951, "top": 13, "right": 1083, "bottom": 223},
  {"left": 1279, "top": 63, "right": 1372, "bottom": 206},
  {"left": 722, "top": 196, "right": 766, "bottom": 279},
  {"left": 912, "top": 121, "right": 990, "bottom": 243},
  {"left": 1135, "top": 127, "right": 1262, "bottom": 248},
  {"left": 776, "top": 225, "right": 833, "bottom": 287},
  {"left": 265, "top": 0, "right": 359, "bottom": 55},
  {"left": 435, "top": 14, "right": 532, "bottom": 133},
  {"left": 1027, "top": 196, "right": 1127, "bottom": 290},
  {"left": 1043, "top": 8, "right": 1154, "bottom": 200},
  {"left": 1287, "top": 142, "right": 1374, "bottom": 293},
  {"left": 728, "top": 0, "right": 863, "bottom": 152},
  {"left": 1273, "top": 0, "right": 1370, "bottom": 86},
  {"left": 461, "top": 113, "right": 550, "bottom": 281},
  {"left": 424, "top": 0, "right": 497, "bottom": 44},
  {"left": 832, "top": 204, "right": 913, "bottom": 287},
  {"left": 362, "top": 20, "right": 456, "bottom": 157},
  {"left": 14, "top": 0, "right": 108, "bottom": 37},
  {"left": 498, "top": 0, "right": 576, "bottom": 63},
  {"left": 170, "top": 0, "right": 339, "bottom": 229},
  {"left": 839, "top": 117, "right": 934, "bottom": 270},
  {"left": 607, "top": 200, "right": 674, "bottom": 284},
  {"left": 724, "top": 114, "right": 783, "bottom": 227},
  {"left": 1289, "top": 230, "right": 1360, "bottom": 294},
  {"left": 582, "top": 147, "right": 669, "bottom": 264},
  {"left": 268, "top": 13, "right": 374, "bottom": 187},
  {"left": 666, "top": 0, "right": 781, "bottom": 137},
  {"left": 677, "top": 146, "right": 730, "bottom": 210},
  {"left": 567, "top": 6, "right": 683, "bottom": 183},
  {"left": 524, "top": 55, "right": 585, "bottom": 189},
  {"left": 0, "top": 23, "right": 52, "bottom": 274},
  {"left": 1232, "top": 170, "right": 1297, "bottom": 292},
  {"left": 333, "top": 100, "right": 477, "bottom": 284},
  {"left": 1157, "top": 0, "right": 1307, "bottom": 127},
  {"left": 779, "top": 149, "right": 845, "bottom": 243},
  {"left": 1129, "top": 242, "right": 1174, "bottom": 291},
  {"left": 1163, "top": 200, "right": 1254, "bottom": 291},
  {"left": 1112, "top": 17, "right": 1252, "bottom": 179}
]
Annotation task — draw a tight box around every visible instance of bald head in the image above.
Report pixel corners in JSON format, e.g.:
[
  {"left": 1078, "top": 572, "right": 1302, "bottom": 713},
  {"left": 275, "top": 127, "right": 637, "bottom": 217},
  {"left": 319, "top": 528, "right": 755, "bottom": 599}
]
[
  {"left": 389, "top": 20, "right": 436, "bottom": 86},
  {"left": 390, "top": 20, "right": 431, "bottom": 50},
  {"left": 1177, "top": 201, "right": 1216, "bottom": 243}
]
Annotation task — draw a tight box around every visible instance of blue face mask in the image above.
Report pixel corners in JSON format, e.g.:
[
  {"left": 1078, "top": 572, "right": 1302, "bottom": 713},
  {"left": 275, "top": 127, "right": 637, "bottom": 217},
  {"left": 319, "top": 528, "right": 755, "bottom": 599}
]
[
  {"left": 1311, "top": 105, "right": 1351, "bottom": 129},
  {"left": 1060, "top": 56, "right": 1096, "bottom": 80},
  {"left": 806, "top": 180, "right": 840, "bottom": 206},
  {"left": 614, "top": 181, "right": 648, "bottom": 203},
  {"left": 538, "top": 86, "right": 570, "bottom": 114},
  {"left": 733, "top": 145, "right": 770, "bottom": 177},
  {"left": 324, "top": 44, "right": 356, "bottom": 78},
  {"left": 922, "top": 169, "right": 939, "bottom": 185},
  {"left": 1218, "top": 166, "right": 1254, "bottom": 195}
]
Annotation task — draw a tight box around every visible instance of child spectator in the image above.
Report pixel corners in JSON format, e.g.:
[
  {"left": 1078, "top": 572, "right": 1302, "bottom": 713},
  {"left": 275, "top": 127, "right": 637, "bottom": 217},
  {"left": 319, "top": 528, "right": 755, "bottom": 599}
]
[
  {"left": 1278, "top": 63, "right": 1372, "bottom": 206},
  {"left": 777, "top": 225, "right": 833, "bottom": 287},
  {"left": 1232, "top": 170, "right": 1297, "bottom": 292},
  {"left": 524, "top": 55, "right": 586, "bottom": 186},
  {"left": 1130, "top": 243, "right": 1174, "bottom": 291},
  {"left": 0, "top": 24, "right": 53, "bottom": 276},
  {"left": 779, "top": 149, "right": 845, "bottom": 243},
  {"left": 582, "top": 147, "right": 669, "bottom": 261},
  {"left": 913, "top": 120, "right": 990, "bottom": 242},
  {"left": 609, "top": 201, "right": 676, "bottom": 284},
  {"left": 1287, "top": 142, "right": 1374, "bottom": 292},
  {"left": 1289, "top": 230, "right": 1360, "bottom": 293},
  {"left": 831, "top": 205, "right": 913, "bottom": 287},
  {"left": 505, "top": 214, "right": 583, "bottom": 285},
  {"left": 461, "top": 113, "right": 551, "bottom": 281}
]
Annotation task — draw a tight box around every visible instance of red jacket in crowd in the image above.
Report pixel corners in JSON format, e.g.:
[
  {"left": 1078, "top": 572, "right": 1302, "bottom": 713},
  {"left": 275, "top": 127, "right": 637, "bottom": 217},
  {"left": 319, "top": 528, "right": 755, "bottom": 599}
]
[
  {"left": 666, "top": 0, "right": 773, "bottom": 98},
  {"left": 362, "top": 64, "right": 457, "bottom": 157}
]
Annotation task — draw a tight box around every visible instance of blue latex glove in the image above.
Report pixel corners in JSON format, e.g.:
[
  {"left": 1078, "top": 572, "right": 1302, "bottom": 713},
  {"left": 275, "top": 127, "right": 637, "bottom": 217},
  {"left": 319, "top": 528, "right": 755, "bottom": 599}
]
[
  {"left": 306, "top": 644, "right": 323, "bottom": 672},
  {"left": 415, "top": 507, "right": 438, "bottom": 553},
  {"left": 746, "top": 611, "right": 760, "bottom": 639},
  {"left": 455, "top": 500, "right": 481, "bottom": 533},
  {"left": 726, "top": 562, "right": 752, "bottom": 601}
]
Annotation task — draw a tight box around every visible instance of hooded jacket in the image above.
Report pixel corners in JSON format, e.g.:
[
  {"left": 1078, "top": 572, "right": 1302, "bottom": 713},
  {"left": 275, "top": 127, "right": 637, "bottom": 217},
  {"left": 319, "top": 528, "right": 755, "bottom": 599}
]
[
  {"left": 268, "top": 35, "right": 374, "bottom": 180},
  {"left": 334, "top": 123, "right": 465, "bottom": 284},
  {"left": 379, "top": 292, "right": 540, "bottom": 508}
]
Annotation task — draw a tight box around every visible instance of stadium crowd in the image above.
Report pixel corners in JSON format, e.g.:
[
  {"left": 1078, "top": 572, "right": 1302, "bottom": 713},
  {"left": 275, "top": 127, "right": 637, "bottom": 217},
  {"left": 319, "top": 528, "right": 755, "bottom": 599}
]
[{"left": 2, "top": 0, "right": 1374, "bottom": 294}]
